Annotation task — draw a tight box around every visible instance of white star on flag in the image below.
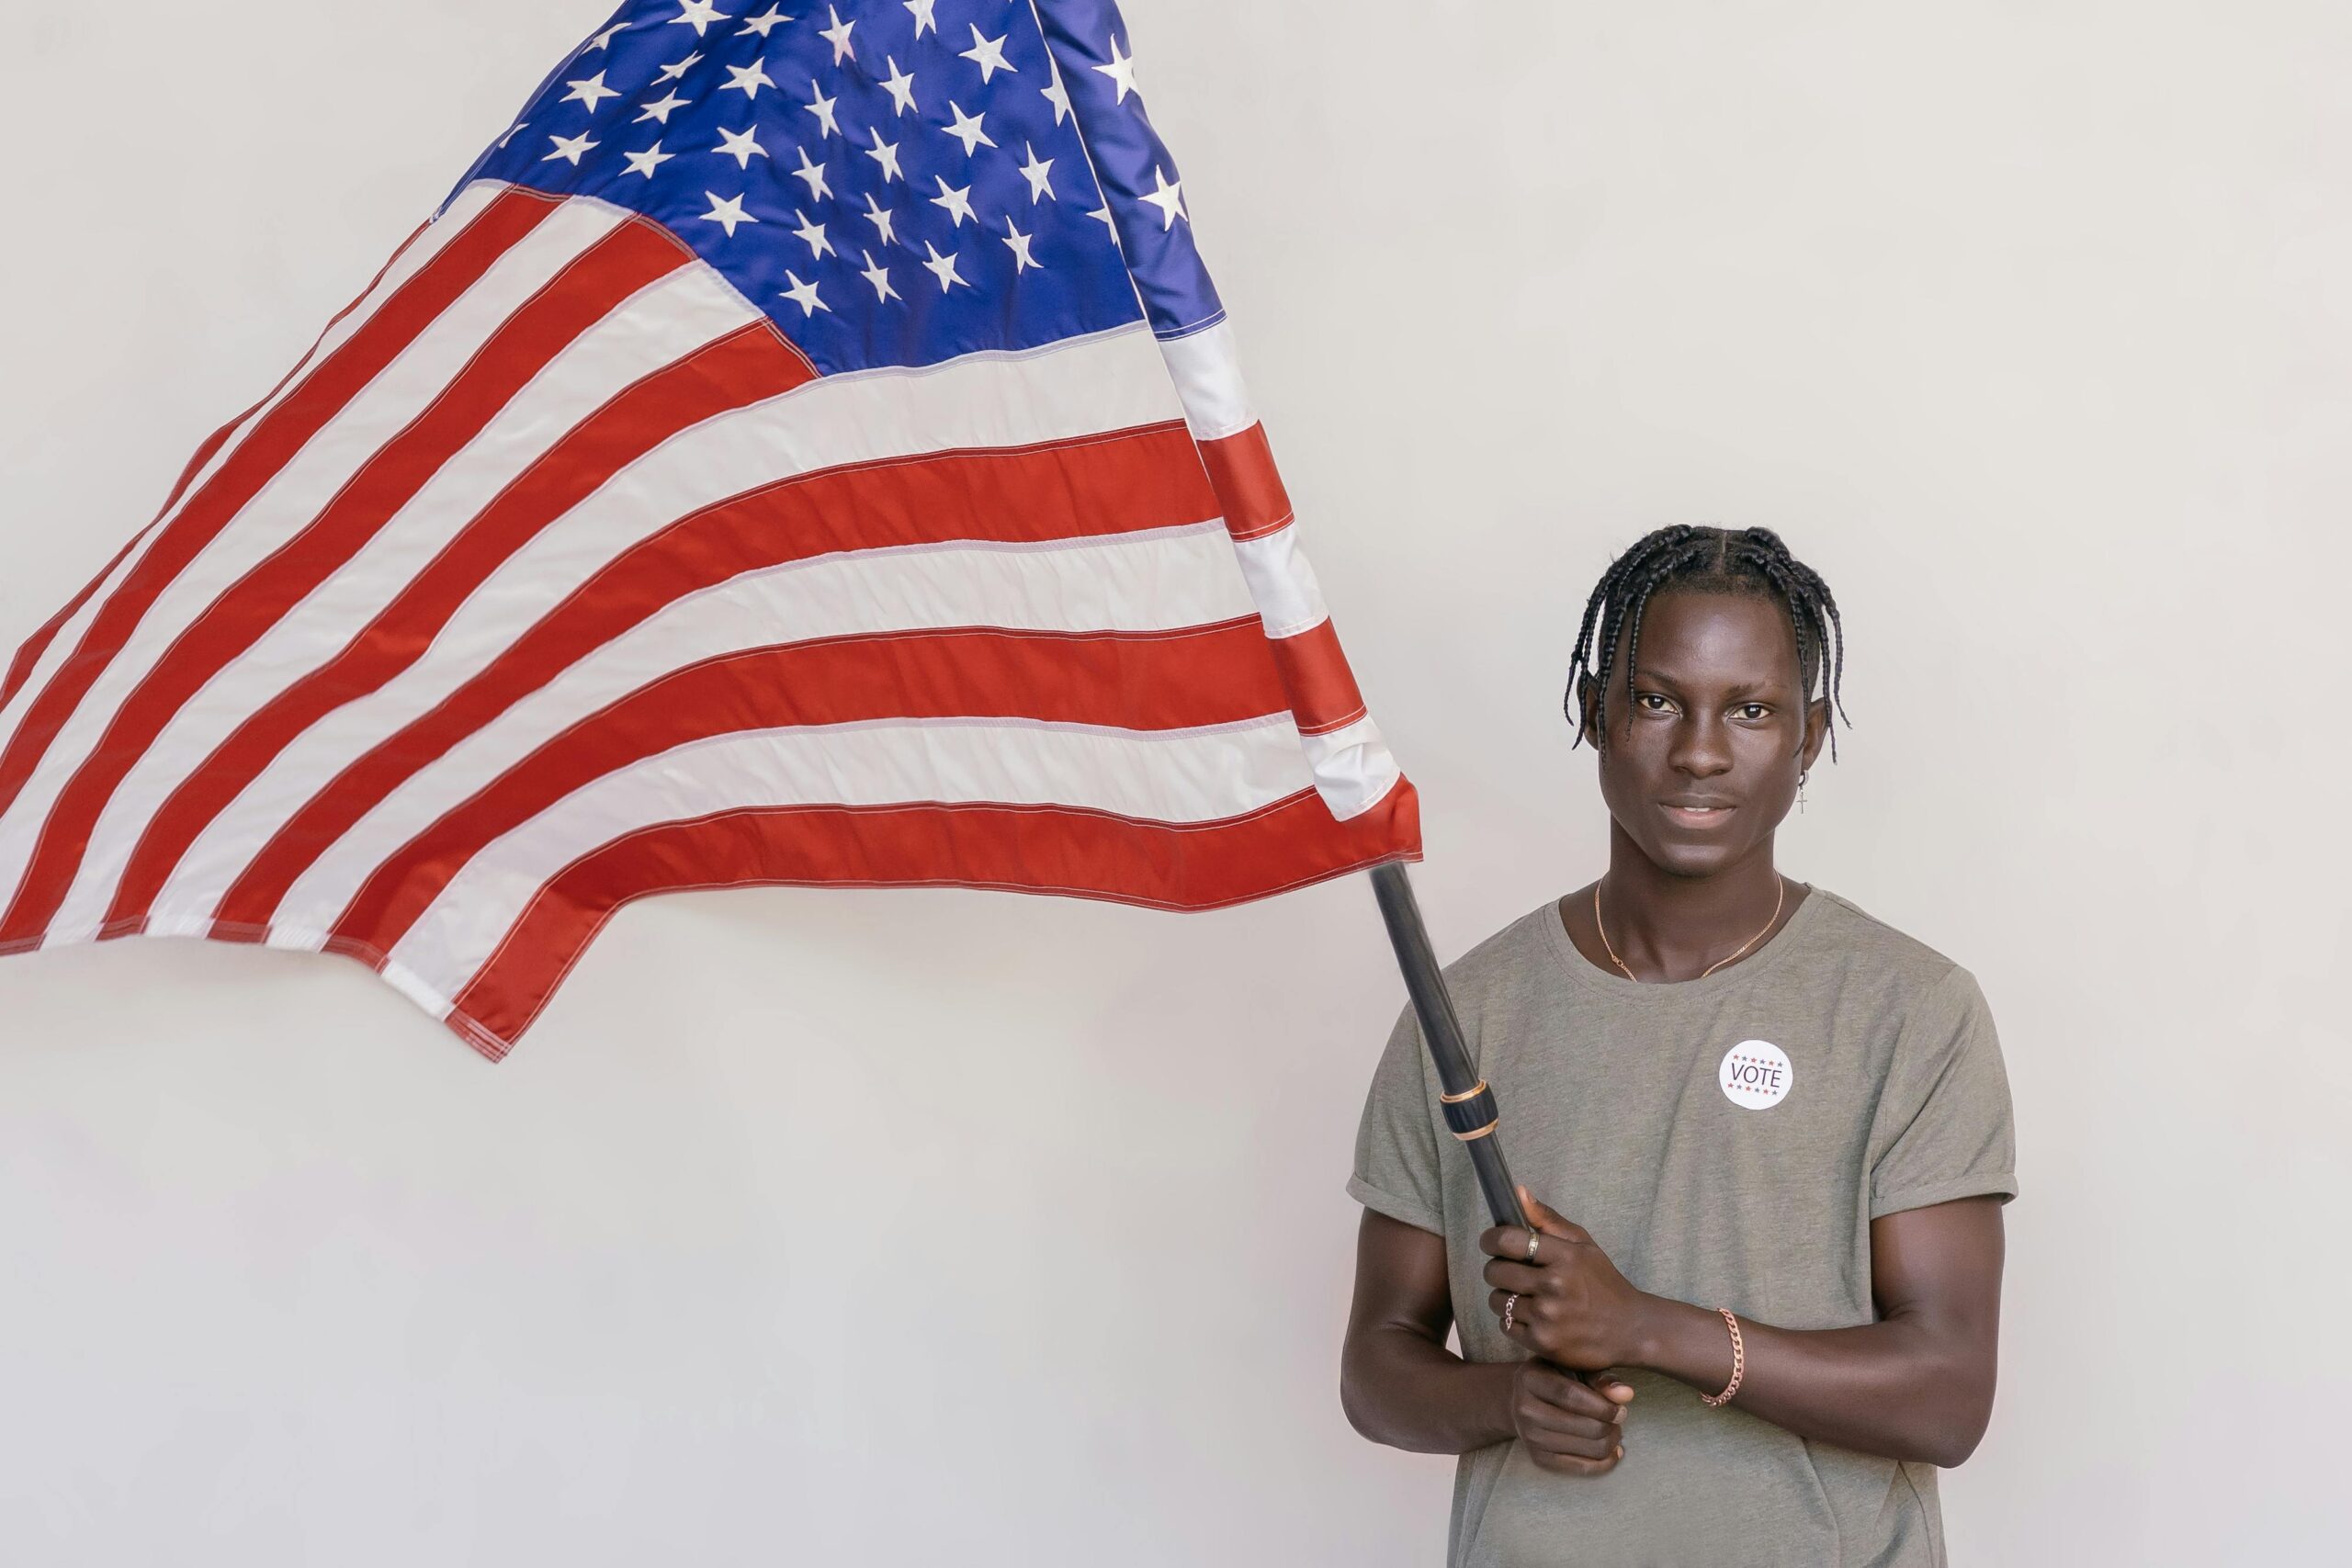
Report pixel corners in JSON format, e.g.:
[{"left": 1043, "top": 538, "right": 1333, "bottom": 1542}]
[
  {"left": 942, "top": 102, "right": 996, "bottom": 157},
  {"left": 921, "top": 240, "right": 967, "bottom": 291},
  {"left": 1138, "top": 164, "right": 1186, "bottom": 229},
  {"left": 714, "top": 124, "right": 769, "bottom": 168},
  {"left": 819, "top": 6, "right": 856, "bottom": 63},
  {"left": 960, "top": 26, "right": 1018, "bottom": 84},
  {"left": 698, "top": 190, "right": 757, "bottom": 236},
  {"left": 929, "top": 175, "right": 976, "bottom": 227},
  {"left": 1041, "top": 57, "right": 1070, "bottom": 124},
  {"left": 860, "top": 248, "right": 900, "bottom": 301},
  {"left": 1002, "top": 216, "right": 1039, "bottom": 273},
  {"left": 1018, "top": 142, "right": 1055, "bottom": 202},
  {"left": 790, "top": 209, "right": 834, "bottom": 259},
  {"left": 1094, "top": 35, "right": 1139, "bottom": 103},
  {"left": 623, "top": 141, "right": 676, "bottom": 178},
  {"left": 586, "top": 22, "right": 627, "bottom": 51},
  {"left": 723, "top": 60, "right": 775, "bottom": 100},
  {"left": 904, "top": 0, "right": 937, "bottom": 39},
  {"left": 671, "top": 0, "right": 729, "bottom": 38},
  {"left": 878, "top": 57, "right": 919, "bottom": 117},
  {"left": 543, "top": 130, "right": 599, "bottom": 165},
  {"left": 804, "top": 81, "right": 841, "bottom": 136},
  {"left": 742, "top": 5, "right": 794, "bottom": 37},
  {"left": 562, "top": 72, "right": 620, "bottom": 113},
  {"left": 861, "top": 193, "right": 899, "bottom": 244},
  {"left": 657, "top": 51, "right": 703, "bottom": 82},
  {"left": 778, "top": 271, "right": 829, "bottom": 316},
  {"left": 864, "top": 127, "right": 904, "bottom": 182},
  {"left": 790, "top": 146, "right": 831, "bottom": 199},
  {"left": 636, "top": 90, "right": 691, "bottom": 124}
]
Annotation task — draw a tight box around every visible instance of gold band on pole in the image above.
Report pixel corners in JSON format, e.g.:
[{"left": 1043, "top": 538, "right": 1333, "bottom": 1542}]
[
  {"left": 1439, "top": 1078, "right": 1487, "bottom": 1104},
  {"left": 1451, "top": 1121, "right": 1498, "bottom": 1141}
]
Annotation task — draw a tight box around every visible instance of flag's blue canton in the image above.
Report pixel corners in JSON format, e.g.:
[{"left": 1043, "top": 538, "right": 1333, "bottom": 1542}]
[{"left": 446, "top": 1, "right": 1224, "bottom": 375}]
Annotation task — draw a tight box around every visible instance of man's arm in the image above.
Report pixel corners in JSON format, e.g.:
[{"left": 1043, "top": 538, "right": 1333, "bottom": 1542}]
[
  {"left": 1342, "top": 1208, "right": 1633, "bottom": 1472},
  {"left": 1480, "top": 1190, "right": 2006, "bottom": 1468}
]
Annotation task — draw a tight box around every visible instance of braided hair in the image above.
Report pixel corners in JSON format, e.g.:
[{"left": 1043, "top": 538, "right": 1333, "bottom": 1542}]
[{"left": 1565, "top": 525, "right": 1849, "bottom": 760}]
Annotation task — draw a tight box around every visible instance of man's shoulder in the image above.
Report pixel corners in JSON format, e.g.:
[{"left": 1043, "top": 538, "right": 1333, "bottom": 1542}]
[
  {"left": 1434, "top": 898, "right": 1564, "bottom": 993},
  {"left": 1802, "top": 886, "right": 1975, "bottom": 995}
]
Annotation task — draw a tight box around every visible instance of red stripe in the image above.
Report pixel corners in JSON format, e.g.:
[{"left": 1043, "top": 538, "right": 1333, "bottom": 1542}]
[
  {"left": 438, "top": 779, "right": 1423, "bottom": 1058},
  {"left": 209, "top": 422, "right": 1217, "bottom": 931},
  {"left": 0, "top": 189, "right": 558, "bottom": 824},
  {"left": 0, "top": 218, "right": 437, "bottom": 711},
  {"left": 1265, "top": 619, "right": 1369, "bottom": 735},
  {"left": 0, "top": 218, "right": 688, "bottom": 943},
  {"left": 325, "top": 620, "right": 1293, "bottom": 956},
  {"left": 100, "top": 324, "right": 810, "bottom": 930},
  {"left": 1197, "top": 423, "right": 1294, "bottom": 542}
]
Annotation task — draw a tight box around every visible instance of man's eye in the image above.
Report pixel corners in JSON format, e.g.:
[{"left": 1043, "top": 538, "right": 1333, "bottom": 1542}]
[
  {"left": 1735, "top": 703, "right": 1770, "bottom": 720},
  {"left": 1636, "top": 693, "right": 1676, "bottom": 713}
]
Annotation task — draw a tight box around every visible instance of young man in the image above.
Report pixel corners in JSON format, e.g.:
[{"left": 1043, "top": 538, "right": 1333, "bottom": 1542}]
[{"left": 1341, "top": 525, "right": 2018, "bottom": 1566}]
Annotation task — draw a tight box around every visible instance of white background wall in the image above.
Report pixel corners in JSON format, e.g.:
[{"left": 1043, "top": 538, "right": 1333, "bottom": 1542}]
[{"left": 1, "top": 2, "right": 2345, "bottom": 1562}]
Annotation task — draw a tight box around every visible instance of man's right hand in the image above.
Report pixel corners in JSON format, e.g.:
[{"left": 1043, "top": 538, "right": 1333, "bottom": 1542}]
[{"left": 1510, "top": 1361, "right": 1634, "bottom": 1475}]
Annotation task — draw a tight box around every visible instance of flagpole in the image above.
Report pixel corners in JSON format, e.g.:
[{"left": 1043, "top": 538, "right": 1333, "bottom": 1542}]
[{"left": 1366, "top": 863, "right": 1531, "bottom": 1235}]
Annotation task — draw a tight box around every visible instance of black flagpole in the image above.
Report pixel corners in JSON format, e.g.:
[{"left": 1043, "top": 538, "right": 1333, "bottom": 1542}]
[{"left": 1366, "top": 862, "right": 1530, "bottom": 1235}]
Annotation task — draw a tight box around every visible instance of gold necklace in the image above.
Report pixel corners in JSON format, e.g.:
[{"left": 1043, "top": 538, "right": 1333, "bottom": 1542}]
[{"left": 1593, "top": 874, "right": 1786, "bottom": 982}]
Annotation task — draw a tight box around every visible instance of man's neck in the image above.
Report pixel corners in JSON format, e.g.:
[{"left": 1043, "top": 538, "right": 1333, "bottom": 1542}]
[{"left": 1594, "top": 829, "right": 1792, "bottom": 979}]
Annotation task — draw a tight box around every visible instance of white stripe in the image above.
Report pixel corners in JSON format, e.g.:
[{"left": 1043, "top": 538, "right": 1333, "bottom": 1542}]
[
  {"left": 377, "top": 714, "right": 1316, "bottom": 999},
  {"left": 43, "top": 265, "right": 756, "bottom": 942},
  {"left": 257, "top": 521, "right": 1258, "bottom": 929},
  {"left": 1230, "top": 525, "right": 1332, "bottom": 641},
  {"left": 1158, "top": 321, "right": 1255, "bottom": 441},
  {"left": 1298, "top": 713, "right": 1405, "bottom": 822},
  {"left": 0, "top": 181, "right": 511, "bottom": 750},
  {"left": 151, "top": 320, "right": 1186, "bottom": 922}
]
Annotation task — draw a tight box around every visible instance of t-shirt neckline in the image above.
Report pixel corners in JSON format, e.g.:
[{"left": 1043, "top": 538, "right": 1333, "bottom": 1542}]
[{"left": 1539, "top": 879, "right": 1826, "bottom": 1000}]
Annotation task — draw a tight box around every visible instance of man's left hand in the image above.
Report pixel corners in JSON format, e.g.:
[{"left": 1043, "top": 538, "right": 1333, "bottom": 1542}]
[{"left": 1480, "top": 1185, "right": 1656, "bottom": 1371}]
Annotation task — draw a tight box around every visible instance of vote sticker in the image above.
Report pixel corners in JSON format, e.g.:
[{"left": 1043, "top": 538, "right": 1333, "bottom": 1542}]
[{"left": 1719, "top": 1040, "right": 1794, "bottom": 1110}]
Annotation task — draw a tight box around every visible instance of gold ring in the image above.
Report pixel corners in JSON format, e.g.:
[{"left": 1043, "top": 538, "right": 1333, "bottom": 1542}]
[{"left": 1525, "top": 1232, "right": 1541, "bottom": 1263}]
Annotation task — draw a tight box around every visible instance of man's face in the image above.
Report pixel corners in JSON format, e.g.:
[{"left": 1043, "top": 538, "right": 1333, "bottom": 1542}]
[{"left": 1583, "top": 589, "right": 1828, "bottom": 878}]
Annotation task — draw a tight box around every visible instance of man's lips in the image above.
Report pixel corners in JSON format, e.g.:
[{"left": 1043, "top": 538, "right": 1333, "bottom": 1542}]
[{"left": 1658, "top": 801, "right": 1737, "bottom": 830}]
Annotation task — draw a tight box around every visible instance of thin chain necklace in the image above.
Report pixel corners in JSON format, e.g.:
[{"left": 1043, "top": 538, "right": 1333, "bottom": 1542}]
[{"left": 1593, "top": 874, "right": 1785, "bottom": 982}]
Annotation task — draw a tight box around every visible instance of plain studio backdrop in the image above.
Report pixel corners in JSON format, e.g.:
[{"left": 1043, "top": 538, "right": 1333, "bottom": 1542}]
[{"left": 0, "top": 1, "right": 2345, "bottom": 1562}]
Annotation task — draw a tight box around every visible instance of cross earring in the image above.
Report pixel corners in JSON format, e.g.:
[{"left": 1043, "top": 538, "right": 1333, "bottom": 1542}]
[{"left": 1799, "top": 770, "right": 1809, "bottom": 813}]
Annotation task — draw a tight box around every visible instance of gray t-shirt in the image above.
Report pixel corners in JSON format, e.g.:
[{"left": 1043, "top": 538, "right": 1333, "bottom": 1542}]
[{"left": 1346, "top": 886, "right": 2018, "bottom": 1567}]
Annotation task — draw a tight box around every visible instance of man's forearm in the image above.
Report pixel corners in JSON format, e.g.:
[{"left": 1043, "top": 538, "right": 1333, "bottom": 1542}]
[
  {"left": 1341, "top": 1327, "right": 1521, "bottom": 1454},
  {"left": 1633, "top": 1296, "right": 1994, "bottom": 1467}
]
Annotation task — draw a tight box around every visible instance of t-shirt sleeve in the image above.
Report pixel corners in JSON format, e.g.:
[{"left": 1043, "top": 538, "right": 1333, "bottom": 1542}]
[
  {"left": 1344, "top": 1000, "right": 1447, "bottom": 1236},
  {"left": 1867, "top": 964, "right": 2020, "bottom": 1220}
]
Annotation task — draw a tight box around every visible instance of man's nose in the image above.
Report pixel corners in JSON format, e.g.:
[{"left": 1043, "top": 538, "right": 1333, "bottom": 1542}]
[{"left": 1669, "top": 714, "right": 1734, "bottom": 776}]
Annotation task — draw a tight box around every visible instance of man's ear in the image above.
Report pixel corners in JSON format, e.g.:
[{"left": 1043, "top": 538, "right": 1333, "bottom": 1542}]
[{"left": 1800, "top": 695, "right": 1830, "bottom": 771}]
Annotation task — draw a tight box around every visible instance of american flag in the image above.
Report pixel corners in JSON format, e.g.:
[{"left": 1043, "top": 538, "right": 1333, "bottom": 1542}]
[{"left": 0, "top": 0, "right": 1419, "bottom": 1060}]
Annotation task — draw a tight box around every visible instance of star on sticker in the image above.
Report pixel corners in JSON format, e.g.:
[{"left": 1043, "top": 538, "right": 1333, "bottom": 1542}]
[
  {"left": 1001, "top": 215, "right": 1039, "bottom": 274},
  {"left": 637, "top": 90, "right": 691, "bottom": 124},
  {"left": 672, "top": 0, "right": 729, "bottom": 38},
  {"left": 543, "top": 130, "right": 599, "bottom": 165},
  {"left": 941, "top": 101, "right": 995, "bottom": 156},
  {"left": 921, "top": 241, "right": 967, "bottom": 292},
  {"left": 960, "top": 25, "right": 1018, "bottom": 84},
  {"left": 904, "top": 0, "right": 937, "bottom": 39},
  {"left": 563, "top": 71, "right": 620, "bottom": 113},
  {"left": 741, "top": 4, "right": 794, "bottom": 36},
  {"left": 861, "top": 193, "right": 899, "bottom": 245},
  {"left": 714, "top": 124, "right": 770, "bottom": 168},
  {"left": 877, "top": 57, "right": 919, "bottom": 118},
  {"left": 819, "top": 5, "right": 855, "bottom": 63},
  {"left": 803, "top": 80, "right": 841, "bottom": 136},
  {"left": 1137, "top": 164, "right": 1186, "bottom": 229},
  {"left": 779, "top": 270, "right": 830, "bottom": 317},
  {"left": 723, "top": 59, "right": 775, "bottom": 99},
  {"left": 1041, "top": 58, "right": 1071, "bottom": 125},
  {"left": 863, "top": 126, "right": 903, "bottom": 182},
  {"left": 1017, "top": 142, "right": 1054, "bottom": 203},
  {"left": 860, "top": 250, "right": 900, "bottom": 303},
  {"left": 790, "top": 145, "right": 831, "bottom": 199},
  {"left": 699, "top": 190, "right": 757, "bottom": 237},
  {"left": 657, "top": 51, "right": 704, "bottom": 82},
  {"left": 624, "top": 140, "right": 677, "bottom": 178},
  {"left": 1088, "top": 202, "right": 1121, "bottom": 247},
  {"left": 790, "top": 209, "right": 834, "bottom": 259},
  {"left": 1094, "top": 34, "right": 1139, "bottom": 104},
  {"left": 586, "top": 23, "right": 627, "bottom": 51},
  {"left": 929, "top": 175, "right": 976, "bottom": 228}
]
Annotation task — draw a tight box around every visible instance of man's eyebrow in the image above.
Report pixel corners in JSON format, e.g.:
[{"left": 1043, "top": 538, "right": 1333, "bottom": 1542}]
[{"left": 1631, "top": 669, "right": 1787, "bottom": 699}]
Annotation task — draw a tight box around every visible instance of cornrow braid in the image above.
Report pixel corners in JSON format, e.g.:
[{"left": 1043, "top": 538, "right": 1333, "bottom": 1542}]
[{"left": 1563, "top": 525, "right": 1849, "bottom": 761}]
